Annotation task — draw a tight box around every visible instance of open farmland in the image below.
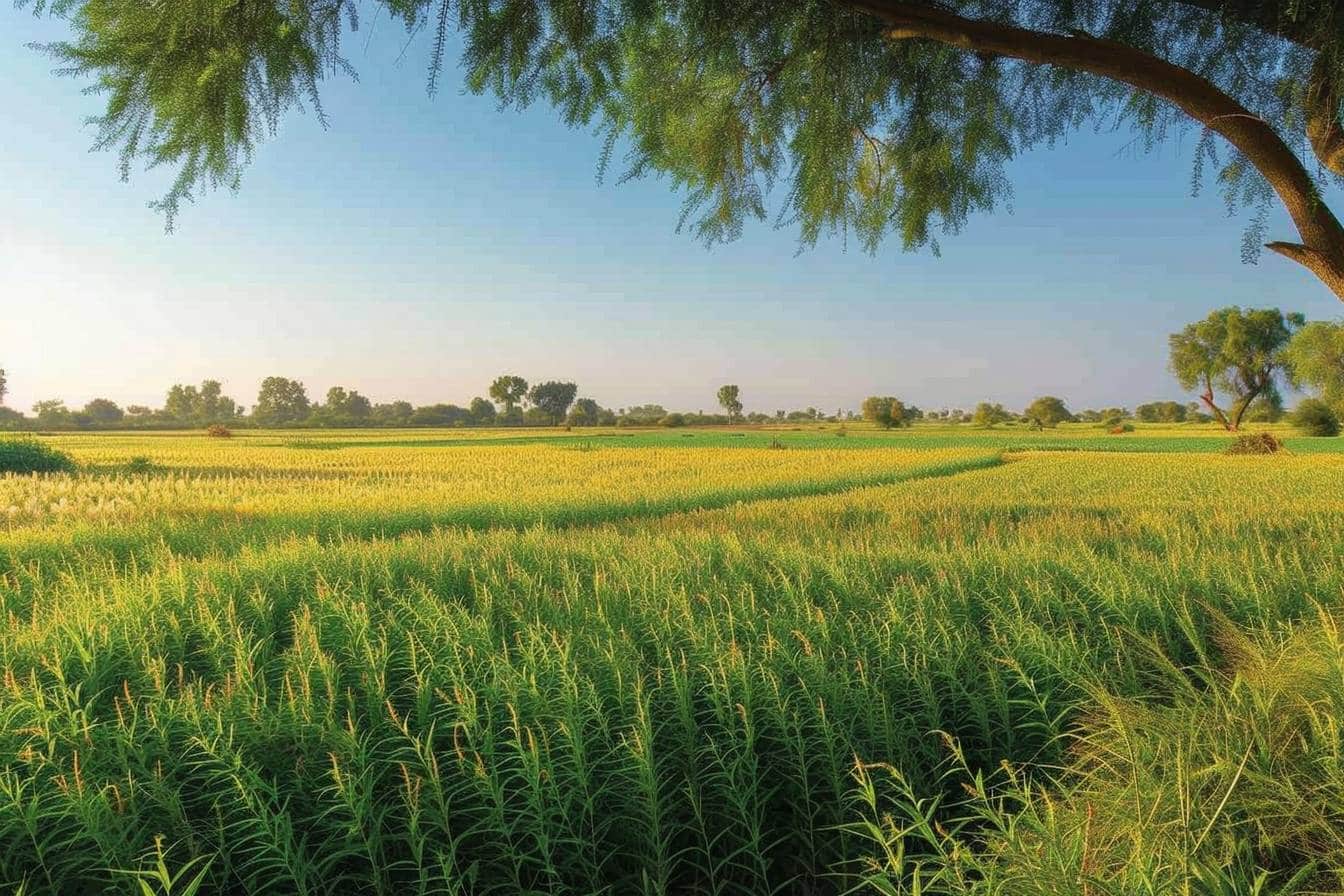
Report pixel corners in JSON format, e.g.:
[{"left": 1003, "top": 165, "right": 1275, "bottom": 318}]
[{"left": 3, "top": 427, "right": 1344, "bottom": 894}]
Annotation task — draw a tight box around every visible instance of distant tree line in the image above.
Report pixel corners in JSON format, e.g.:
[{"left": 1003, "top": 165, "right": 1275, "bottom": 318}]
[
  {"left": 0, "top": 373, "right": 838, "bottom": 432},
  {"left": 12, "top": 380, "right": 247, "bottom": 431},
  {"left": 0, "top": 374, "right": 606, "bottom": 431},
  {"left": 0, "top": 374, "right": 814, "bottom": 432},
  {"left": 5, "top": 308, "right": 1344, "bottom": 435}
]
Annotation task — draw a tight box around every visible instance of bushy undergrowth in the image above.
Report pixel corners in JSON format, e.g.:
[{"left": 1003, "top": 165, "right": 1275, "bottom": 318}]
[
  {"left": 0, "top": 437, "right": 75, "bottom": 474},
  {"left": 847, "top": 615, "right": 1344, "bottom": 893},
  {"left": 1291, "top": 399, "right": 1341, "bottom": 437}
]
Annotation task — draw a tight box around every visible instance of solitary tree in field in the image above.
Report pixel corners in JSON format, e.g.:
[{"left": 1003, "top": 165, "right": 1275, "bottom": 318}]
[
  {"left": 861, "top": 396, "right": 910, "bottom": 429},
  {"left": 21, "top": 0, "right": 1344, "bottom": 301},
  {"left": 1169, "top": 307, "right": 1303, "bottom": 431},
  {"left": 489, "top": 376, "right": 529, "bottom": 415},
  {"left": 716, "top": 385, "right": 743, "bottom": 423},
  {"left": 528, "top": 381, "right": 579, "bottom": 425},
  {"left": 0, "top": 368, "right": 7, "bottom": 406},
  {"left": 1023, "top": 396, "right": 1074, "bottom": 428},
  {"left": 1285, "top": 320, "right": 1344, "bottom": 414},
  {"left": 253, "top": 377, "right": 311, "bottom": 426}
]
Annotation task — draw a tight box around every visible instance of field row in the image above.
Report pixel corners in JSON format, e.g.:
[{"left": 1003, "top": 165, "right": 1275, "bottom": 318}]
[{"left": 34, "top": 422, "right": 1344, "bottom": 470}]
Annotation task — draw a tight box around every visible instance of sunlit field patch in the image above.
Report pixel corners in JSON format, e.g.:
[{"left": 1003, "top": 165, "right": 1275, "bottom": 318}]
[{"left": 0, "top": 436, "right": 995, "bottom": 544}]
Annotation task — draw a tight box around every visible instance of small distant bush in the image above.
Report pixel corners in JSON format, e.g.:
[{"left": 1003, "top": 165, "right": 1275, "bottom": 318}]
[
  {"left": 768, "top": 437, "right": 786, "bottom": 450},
  {"left": 1224, "top": 432, "right": 1285, "bottom": 455},
  {"left": 125, "top": 456, "right": 160, "bottom": 474},
  {"left": 1289, "top": 399, "right": 1340, "bottom": 437},
  {"left": 1109, "top": 423, "right": 1135, "bottom": 434},
  {"left": 206, "top": 424, "right": 233, "bottom": 438},
  {"left": 659, "top": 413, "right": 687, "bottom": 428},
  {"left": 0, "top": 438, "right": 76, "bottom": 474}
]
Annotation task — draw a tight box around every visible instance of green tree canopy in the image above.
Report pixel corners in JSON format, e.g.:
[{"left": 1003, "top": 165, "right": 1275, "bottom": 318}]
[
  {"left": 861, "top": 395, "right": 910, "bottom": 428},
  {"left": 371, "top": 400, "right": 415, "bottom": 425},
  {"left": 163, "top": 384, "right": 200, "bottom": 423},
  {"left": 165, "top": 380, "right": 241, "bottom": 425},
  {"left": 1135, "top": 401, "right": 1188, "bottom": 423},
  {"left": 622, "top": 405, "right": 668, "bottom": 425},
  {"left": 489, "top": 376, "right": 529, "bottom": 414},
  {"left": 197, "top": 380, "right": 241, "bottom": 423},
  {"left": 320, "top": 386, "right": 373, "bottom": 425},
  {"left": 254, "top": 376, "right": 311, "bottom": 426},
  {"left": 567, "top": 397, "right": 615, "bottom": 426},
  {"left": 410, "top": 403, "right": 471, "bottom": 426},
  {"left": 1023, "top": 395, "right": 1074, "bottom": 427},
  {"left": 1168, "top": 306, "right": 1303, "bottom": 431},
  {"left": 528, "top": 381, "right": 579, "bottom": 425},
  {"left": 971, "top": 402, "right": 1012, "bottom": 427},
  {"left": 1285, "top": 320, "right": 1344, "bottom": 414},
  {"left": 469, "top": 396, "right": 497, "bottom": 424},
  {"left": 716, "top": 385, "right": 743, "bottom": 422},
  {"left": 82, "top": 398, "right": 125, "bottom": 425},
  {"left": 20, "top": 0, "right": 1344, "bottom": 300},
  {"left": 31, "top": 400, "right": 71, "bottom": 428}
]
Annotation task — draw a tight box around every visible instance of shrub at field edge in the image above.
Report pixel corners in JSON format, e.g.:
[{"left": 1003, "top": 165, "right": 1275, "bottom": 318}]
[{"left": 0, "top": 437, "right": 76, "bottom": 473}]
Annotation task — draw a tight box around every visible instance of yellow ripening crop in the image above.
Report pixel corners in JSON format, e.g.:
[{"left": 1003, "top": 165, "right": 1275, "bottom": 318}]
[{"left": 1, "top": 432, "right": 996, "bottom": 531}]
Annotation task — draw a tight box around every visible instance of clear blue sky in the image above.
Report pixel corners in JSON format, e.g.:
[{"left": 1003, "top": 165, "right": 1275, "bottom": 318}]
[{"left": 3, "top": 7, "right": 1341, "bottom": 415}]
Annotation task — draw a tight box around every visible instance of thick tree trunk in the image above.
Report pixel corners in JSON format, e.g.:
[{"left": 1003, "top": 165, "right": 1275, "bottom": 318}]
[
  {"left": 847, "top": 0, "right": 1344, "bottom": 302},
  {"left": 1227, "top": 391, "right": 1258, "bottom": 431}
]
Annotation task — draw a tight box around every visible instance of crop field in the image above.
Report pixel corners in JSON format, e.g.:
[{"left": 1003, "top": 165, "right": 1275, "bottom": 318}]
[{"left": 3, "top": 427, "right": 1344, "bottom": 894}]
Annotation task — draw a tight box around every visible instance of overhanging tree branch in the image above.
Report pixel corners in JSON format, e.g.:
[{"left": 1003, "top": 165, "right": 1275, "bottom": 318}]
[
  {"left": 848, "top": 0, "right": 1344, "bottom": 299},
  {"left": 1167, "top": 0, "right": 1344, "bottom": 175}
]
